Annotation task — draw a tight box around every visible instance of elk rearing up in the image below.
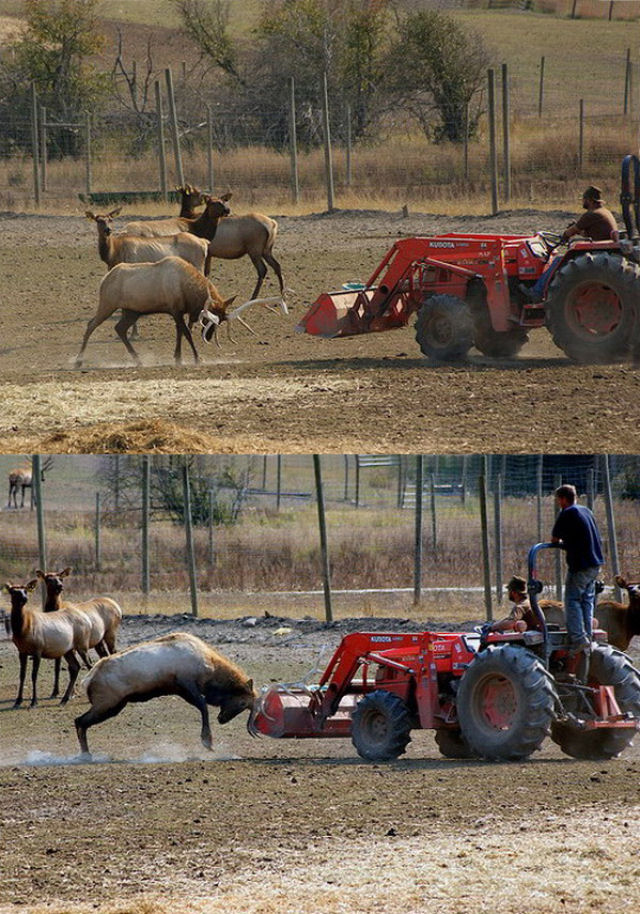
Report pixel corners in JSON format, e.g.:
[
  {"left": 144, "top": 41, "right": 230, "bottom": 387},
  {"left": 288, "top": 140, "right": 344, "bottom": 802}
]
[
  {"left": 74, "top": 257, "right": 239, "bottom": 368},
  {"left": 37, "top": 567, "right": 122, "bottom": 699},
  {"left": 6, "top": 579, "right": 93, "bottom": 707}
]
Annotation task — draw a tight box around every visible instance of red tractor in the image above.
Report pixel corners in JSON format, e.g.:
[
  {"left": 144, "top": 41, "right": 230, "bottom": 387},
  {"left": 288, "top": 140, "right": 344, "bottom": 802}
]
[
  {"left": 250, "top": 544, "right": 640, "bottom": 761},
  {"left": 297, "top": 157, "right": 640, "bottom": 364}
]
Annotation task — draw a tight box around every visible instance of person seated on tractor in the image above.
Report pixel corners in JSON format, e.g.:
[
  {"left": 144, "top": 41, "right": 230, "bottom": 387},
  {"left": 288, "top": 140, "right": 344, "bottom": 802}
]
[
  {"left": 482, "top": 575, "right": 543, "bottom": 636},
  {"left": 520, "top": 185, "right": 619, "bottom": 302}
]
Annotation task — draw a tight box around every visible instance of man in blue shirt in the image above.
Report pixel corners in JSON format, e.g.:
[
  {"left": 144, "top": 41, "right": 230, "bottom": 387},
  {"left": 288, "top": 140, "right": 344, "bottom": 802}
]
[{"left": 551, "top": 484, "right": 604, "bottom": 678}]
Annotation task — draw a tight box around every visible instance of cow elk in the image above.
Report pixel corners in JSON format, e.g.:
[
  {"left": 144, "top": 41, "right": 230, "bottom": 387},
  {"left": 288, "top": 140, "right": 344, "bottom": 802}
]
[
  {"left": 123, "top": 192, "right": 231, "bottom": 240},
  {"left": 37, "top": 567, "right": 122, "bottom": 699},
  {"left": 6, "top": 579, "right": 93, "bottom": 707},
  {"left": 7, "top": 456, "right": 53, "bottom": 510},
  {"left": 75, "top": 632, "right": 256, "bottom": 756}
]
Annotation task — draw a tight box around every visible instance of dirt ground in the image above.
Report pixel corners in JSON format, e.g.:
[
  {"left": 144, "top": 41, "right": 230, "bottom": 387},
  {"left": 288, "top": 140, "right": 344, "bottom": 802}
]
[
  {"left": 1, "top": 610, "right": 639, "bottom": 914},
  {"left": 2, "top": 206, "right": 640, "bottom": 454}
]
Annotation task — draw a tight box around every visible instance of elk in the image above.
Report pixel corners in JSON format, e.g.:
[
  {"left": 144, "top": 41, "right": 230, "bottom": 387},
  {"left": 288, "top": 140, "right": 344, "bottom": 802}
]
[
  {"left": 86, "top": 209, "right": 209, "bottom": 275},
  {"left": 123, "top": 192, "right": 231, "bottom": 240},
  {"left": 74, "top": 256, "right": 244, "bottom": 367},
  {"left": 37, "top": 567, "right": 122, "bottom": 699},
  {"left": 74, "top": 632, "right": 256, "bottom": 756},
  {"left": 6, "top": 579, "right": 93, "bottom": 707},
  {"left": 540, "top": 582, "right": 640, "bottom": 653},
  {"left": 7, "top": 456, "right": 53, "bottom": 510},
  {"left": 176, "top": 182, "right": 203, "bottom": 219}
]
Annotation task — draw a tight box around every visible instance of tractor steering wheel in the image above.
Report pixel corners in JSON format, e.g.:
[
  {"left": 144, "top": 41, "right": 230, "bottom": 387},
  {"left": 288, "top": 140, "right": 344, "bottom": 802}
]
[{"left": 537, "top": 231, "right": 563, "bottom": 254}]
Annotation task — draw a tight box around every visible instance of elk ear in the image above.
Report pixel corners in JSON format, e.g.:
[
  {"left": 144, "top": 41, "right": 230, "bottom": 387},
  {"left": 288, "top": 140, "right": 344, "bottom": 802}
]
[
  {"left": 247, "top": 679, "right": 253, "bottom": 690},
  {"left": 221, "top": 192, "right": 232, "bottom": 201},
  {"left": 223, "top": 295, "right": 237, "bottom": 308},
  {"left": 61, "top": 567, "right": 72, "bottom": 577},
  {"left": 36, "top": 569, "right": 44, "bottom": 579},
  {"left": 4, "top": 583, "right": 11, "bottom": 593},
  {"left": 108, "top": 206, "right": 122, "bottom": 218},
  {"left": 26, "top": 579, "right": 38, "bottom": 592},
  {"left": 85, "top": 211, "right": 96, "bottom": 220}
]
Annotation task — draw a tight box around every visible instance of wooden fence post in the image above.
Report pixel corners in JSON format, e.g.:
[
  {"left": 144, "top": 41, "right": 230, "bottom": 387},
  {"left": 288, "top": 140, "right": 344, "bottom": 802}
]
[
  {"left": 502, "top": 63, "right": 511, "bottom": 203},
  {"left": 430, "top": 473, "right": 437, "bottom": 556},
  {"left": 30, "top": 82, "right": 40, "bottom": 207},
  {"left": 602, "top": 455, "right": 621, "bottom": 601},
  {"left": 414, "top": 456, "right": 424, "bottom": 605},
  {"left": 313, "top": 455, "right": 333, "bottom": 622},
  {"left": 345, "top": 103, "right": 352, "bottom": 189},
  {"left": 479, "top": 473, "right": 493, "bottom": 621},
  {"left": 32, "top": 456, "right": 47, "bottom": 602},
  {"left": 538, "top": 56, "right": 545, "bottom": 118},
  {"left": 85, "top": 112, "right": 92, "bottom": 198},
  {"left": 165, "top": 67, "right": 184, "bottom": 185},
  {"left": 624, "top": 48, "right": 631, "bottom": 116},
  {"left": 141, "top": 455, "right": 150, "bottom": 596},
  {"left": 182, "top": 463, "right": 199, "bottom": 617},
  {"left": 208, "top": 488, "right": 216, "bottom": 567},
  {"left": 39, "top": 104, "right": 47, "bottom": 192},
  {"left": 95, "top": 492, "right": 101, "bottom": 572},
  {"left": 321, "top": 71, "right": 335, "bottom": 212},
  {"left": 494, "top": 474, "right": 503, "bottom": 604},
  {"left": 155, "top": 80, "right": 168, "bottom": 202},
  {"left": 487, "top": 68, "right": 498, "bottom": 215},
  {"left": 554, "top": 473, "right": 562, "bottom": 599},
  {"left": 289, "top": 76, "right": 299, "bottom": 204},
  {"left": 579, "top": 99, "right": 584, "bottom": 177}
]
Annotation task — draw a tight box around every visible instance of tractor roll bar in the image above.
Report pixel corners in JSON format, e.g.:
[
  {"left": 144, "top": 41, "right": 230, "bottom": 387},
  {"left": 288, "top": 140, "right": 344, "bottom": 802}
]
[{"left": 527, "top": 541, "right": 563, "bottom": 665}]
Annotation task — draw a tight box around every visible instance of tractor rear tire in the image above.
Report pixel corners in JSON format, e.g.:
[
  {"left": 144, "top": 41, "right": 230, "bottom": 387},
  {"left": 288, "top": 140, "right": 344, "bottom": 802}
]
[
  {"left": 456, "top": 645, "right": 558, "bottom": 761},
  {"left": 545, "top": 252, "right": 640, "bottom": 363},
  {"left": 351, "top": 690, "right": 412, "bottom": 761},
  {"left": 551, "top": 644, "right": 640, "bottom": 760},
  {"left": 415, "top": 294, "right": 473, "bottom": 362},
  {"left": 434, "top": 728, "right": 478, "bottom": 759}
]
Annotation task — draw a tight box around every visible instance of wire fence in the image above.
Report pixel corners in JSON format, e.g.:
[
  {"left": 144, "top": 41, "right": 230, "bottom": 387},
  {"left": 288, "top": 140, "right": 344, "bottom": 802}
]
[{"left": 1, "top": 454, "right": 638, "bottom": 619}]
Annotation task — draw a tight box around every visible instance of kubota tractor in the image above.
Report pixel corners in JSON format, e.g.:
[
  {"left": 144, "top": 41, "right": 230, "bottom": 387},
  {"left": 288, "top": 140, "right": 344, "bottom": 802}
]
[
  {"left": 250, "top": 543, "right": 640, "bottom": 761},
  {"left": 297, "top": 155, "right": 640, "bottom": 364}
]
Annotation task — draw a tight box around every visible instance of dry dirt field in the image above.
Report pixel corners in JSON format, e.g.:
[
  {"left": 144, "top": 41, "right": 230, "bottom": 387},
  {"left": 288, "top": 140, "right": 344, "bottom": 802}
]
[
  {"left": 2, "top": 207, "right": 640, "bottom": 454},
  {"left": 0, "top": 609, "right": 639, "bottom": 914}
]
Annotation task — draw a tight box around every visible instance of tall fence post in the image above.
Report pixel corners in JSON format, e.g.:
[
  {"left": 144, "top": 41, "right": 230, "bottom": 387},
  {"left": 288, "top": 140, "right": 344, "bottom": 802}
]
[
  {"left": 313, "top": 455, "right": 333, "bottom": 622},
  {"left": 578, "top": 99, "right": 584, "bottom": 177},
  {"left": 30, "top": 82, "right": 40, "bottom": 207},
  {"left": 479, "top": 473, "right": 493, "bottom": 621},
  {"left": 429, "top": 472, "right": 437, "bottom": 556},
  {"left": 276, "top": 455, "right": 282, "bottom": 511},
  {"left": 602, "top": 455, "right": 621, "bottom": 601},
  {"left": 414, "top": 456, "right": 424, "bottom": 605},
  {"left": 289, "top": 76, "right": 299, "bottom": 205},
  {"left": 85, "top": 112, "right": 92, "bottom": 199},
  {"left": 141, "top": 455, "right": 150, "bottom": 596},
  {"left": 554, "top": 473, "right": 563, "bottom": 599},
  {"left": 624, "top": 47, "right": 631, "bottom": 115},
  {"left": 208, "top": 488, "right": 216, "bottom": 567},
  {"left": 345, "top": 103, "right": 352, "bottom": 189},
  {"left": 95, "top": 492, "right": 101, "bottom": 572},
  {"left": 207, "top": 104, "right": 215, "bottom": 192},
  {"left": 39, "top": 104, "right": 47, "bottom": 192},
  {"left": 321, "top": 71, "right": 335, "bottom": 212},
  {"left": 155, "top": 80, "right": 168, "bottom": 202},
  {"left": 182, "top": 463, "right": 199, "bottom": 617},
  {"left": 502, "top": 63, "right": 511, "bottom": 203},
  {"left": 536, "top": 454, "right": 543, "bottom": 543},
  {"left": 32, "top": 455, "right": 47, "bottom": 607},
  {"left": 494, "top": 474, "right": 503, "bottom": 604},
  {"left": 487, "top": 68, "right": 498, "bottom": 216},
  {"left": 165, "top": 67, "right": 184, "bottom": 185},
  {"left": 538, "top": 55, "right": 545, "bottom": 117}
]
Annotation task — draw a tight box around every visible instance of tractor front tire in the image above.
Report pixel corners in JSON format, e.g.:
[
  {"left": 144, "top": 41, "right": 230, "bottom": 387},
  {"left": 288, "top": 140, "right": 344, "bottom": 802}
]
[
  {"left": 546, "top": 252, "right": 640, "bottom": 363},
  {"left": 551, "top": 644, "right": 640, "bottom": 760},
  {"left": 351, "top": 690, "right": 412, "bottom": 761},
  {"left": 415, "top": 294, "right": 473, "bottom": 362},
  {"left": 456, "top": 645, "right": 558, "bottom": 761}
]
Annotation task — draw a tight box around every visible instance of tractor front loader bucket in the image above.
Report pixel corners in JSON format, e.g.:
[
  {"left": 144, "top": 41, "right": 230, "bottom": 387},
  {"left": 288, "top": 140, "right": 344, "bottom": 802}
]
[
  {"left": 250, "top": 684, "right": 357, "bottom": 739},
  {"left": 296, "top": 286, "right": 411, "bottom": 339}
]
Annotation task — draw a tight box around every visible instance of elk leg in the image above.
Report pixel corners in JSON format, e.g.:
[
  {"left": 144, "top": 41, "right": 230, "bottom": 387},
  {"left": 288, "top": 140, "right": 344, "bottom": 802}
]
[
  {"left": 30, "top": 653, "right": 41, "bottom": 707},
  {"left": 75, "top": 699, "right": 127, "bottom": 757},
  {"left": 61, "top": 650, "right": 81, "bottom": 705},
  {"left": 75, "top": 313, "right": 111, "bottom": 368},
  {"left": 14, "top": 653, "right": 28, "bottom": 708},
  {"left": 182, "top": 321, "right": 199, "bottom": 364},
  {"left": 115, "top": 310, "right": 142, "bottom": 365},
  {"left": 77, "top": 649, "right": 93, "bottom": 670},
  {"left": 249, "top": 255, "right": 267, "bottom": 301},
  {"left": 264, "top": 253, "right": 285, "bottom": 296},
  {"left": 175, "top": 682, "right": 212, "bottom": 749},
  {"left": 94, "top": 641, "right": 109, "bottom": 658},
  {"left": 50, "top": 657, "right": 61, "bottom": 698}
]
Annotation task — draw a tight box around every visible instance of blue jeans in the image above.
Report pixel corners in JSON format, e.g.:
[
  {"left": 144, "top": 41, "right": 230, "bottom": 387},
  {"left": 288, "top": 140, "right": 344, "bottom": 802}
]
[
  {"left": 564, "top": 566, "right": 600, "bottom": 650},
  {"left": 531, "top": 255, "right": 562, "bottom": 299}
]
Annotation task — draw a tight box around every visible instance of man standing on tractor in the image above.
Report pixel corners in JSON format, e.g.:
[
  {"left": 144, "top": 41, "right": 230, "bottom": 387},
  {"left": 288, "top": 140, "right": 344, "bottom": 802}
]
[
  {"left": 485, "top": 575, "right": 542, "bottom": 634},
  {"left": 521, "top": 186, "right": 619, "bottom": 302},
  {"left": 551, "top": 484, "right": 604, "bottom": 680}
]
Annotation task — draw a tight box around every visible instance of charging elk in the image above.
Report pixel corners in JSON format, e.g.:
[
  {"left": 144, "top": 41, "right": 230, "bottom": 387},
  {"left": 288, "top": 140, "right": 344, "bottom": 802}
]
[{"left": 75, "top": 632, "right": 256, "bottom": 756}]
